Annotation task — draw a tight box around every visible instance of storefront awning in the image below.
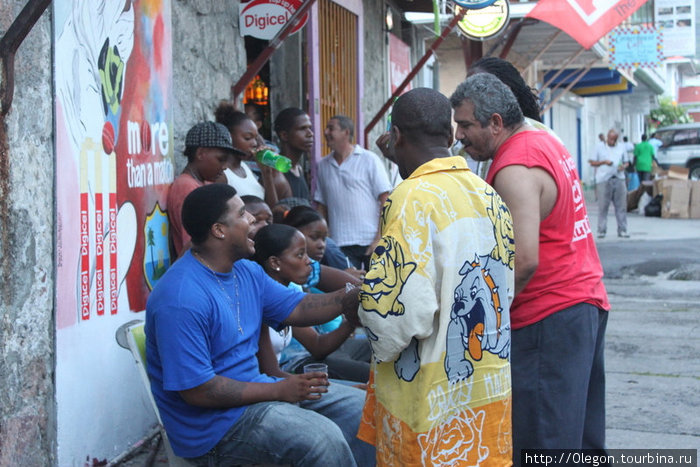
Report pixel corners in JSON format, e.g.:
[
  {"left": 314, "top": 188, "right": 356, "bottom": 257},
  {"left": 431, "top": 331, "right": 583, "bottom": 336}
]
[{"left": 543, "top": 67, "right": 634, "bottom": 97}]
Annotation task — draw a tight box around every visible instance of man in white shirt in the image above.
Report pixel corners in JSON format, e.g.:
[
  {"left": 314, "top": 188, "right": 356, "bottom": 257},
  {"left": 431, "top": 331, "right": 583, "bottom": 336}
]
[
  {"left": 589, "top": 129, "right": 629, "bottom": 238},
  {"left": 314, "top": 115, "right": 391, "bottom": 269}
]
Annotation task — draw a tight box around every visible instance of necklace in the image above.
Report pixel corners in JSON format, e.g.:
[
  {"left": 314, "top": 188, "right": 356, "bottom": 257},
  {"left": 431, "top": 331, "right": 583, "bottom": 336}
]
[
  {"left": 185, "top": 166, "right": 202, "bottom": 183},
  {"left": 193, "top": 250, "right": 243, "bottom": 334}
]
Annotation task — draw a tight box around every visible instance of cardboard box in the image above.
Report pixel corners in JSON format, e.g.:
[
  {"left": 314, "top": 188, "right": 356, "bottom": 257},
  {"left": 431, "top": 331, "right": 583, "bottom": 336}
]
[
  {"left": 668, "top": 166, "right": 690, "bottom": 180},
  {"left": 690, "top": 181, "right": 700, "bottom": 219},
  {"left": 653, "top": 178, "right": 665, "bottom": 197},
  {"left": 658, "top": 179, "right": 691, "bottom": 219}
]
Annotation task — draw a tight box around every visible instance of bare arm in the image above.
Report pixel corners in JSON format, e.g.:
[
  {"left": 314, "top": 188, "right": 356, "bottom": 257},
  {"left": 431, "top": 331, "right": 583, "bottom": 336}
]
[
  {"left": 365, "top": 191, "right": 390, "bottom": 256},
  {"left": 317, "top": 264, "right": 361, "bottom": 292},
  {"left": 273, "top": 171, "right": 293, "bottom": 200},
  {"left": 257, "top": 164, "right": 281, "bottom": 208},
  {"left": 179, "top": 371, "right": 327, "bottom": 408},
  {"left": 492, "top": 165, "right": 556, "bottom": 296},
  {"left": 256, "top": 324, "right": 290, "bottom": 378},
  {"left": 292, "top": 318, "right": 356, "bottom": 360},
  {"left": 285, "top": 287, "right": 360, "bottom": 327}
]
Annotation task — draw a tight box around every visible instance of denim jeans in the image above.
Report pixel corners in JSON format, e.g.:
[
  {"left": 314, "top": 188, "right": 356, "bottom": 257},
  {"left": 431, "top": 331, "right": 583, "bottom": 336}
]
[{"left": 188, "top": 383, "right": 375, "bottom": 467}]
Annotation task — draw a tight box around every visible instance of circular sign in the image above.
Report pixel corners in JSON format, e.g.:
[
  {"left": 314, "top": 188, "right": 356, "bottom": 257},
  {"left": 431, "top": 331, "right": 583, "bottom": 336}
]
[
  {"left": 452, "top": 0, "right": 499, "bottom": 8},
  {"left": 455, "top": 0, "right": 510, "bottom": 41}
]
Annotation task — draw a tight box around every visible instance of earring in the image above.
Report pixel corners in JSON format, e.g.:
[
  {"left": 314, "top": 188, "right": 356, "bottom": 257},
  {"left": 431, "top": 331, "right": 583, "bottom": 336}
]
[
  {"left": 219, "top": 235, "right": 225, "bottom": 239},
  {"left": 275, "top": 267, "right": 281, "bottom": 271}
]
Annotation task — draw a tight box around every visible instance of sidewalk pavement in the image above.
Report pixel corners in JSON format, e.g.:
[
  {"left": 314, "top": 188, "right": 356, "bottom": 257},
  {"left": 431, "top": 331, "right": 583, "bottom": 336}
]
[
  {"left": 585, "top": 190, "right": 700, "bottom": 456},
  {"left": 585, "top": 189, "right": 700, "bottom": 242}
]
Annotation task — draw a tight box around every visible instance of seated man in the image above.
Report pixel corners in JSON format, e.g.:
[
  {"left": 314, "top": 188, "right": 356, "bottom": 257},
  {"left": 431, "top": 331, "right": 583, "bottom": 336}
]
[{"left": 146, "top": 184, "right": 375, "bottom": 466}]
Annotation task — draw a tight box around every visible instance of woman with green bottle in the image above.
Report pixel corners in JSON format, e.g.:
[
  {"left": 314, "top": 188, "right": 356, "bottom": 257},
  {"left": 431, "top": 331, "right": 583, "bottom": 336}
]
[{"left": 214, "top": 101, "right": 292, "bottom": 207}]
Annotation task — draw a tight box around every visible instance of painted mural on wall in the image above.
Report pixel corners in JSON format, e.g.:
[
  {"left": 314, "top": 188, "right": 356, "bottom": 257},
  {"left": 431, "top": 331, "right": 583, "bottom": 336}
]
[{"left": 55, "top": 0, "right": 173, "bottom": 327}]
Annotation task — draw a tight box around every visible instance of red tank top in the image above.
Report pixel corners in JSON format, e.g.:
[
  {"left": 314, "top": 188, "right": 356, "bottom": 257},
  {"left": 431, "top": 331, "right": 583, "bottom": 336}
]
[{"left": 486, "top": 130, "right": 610, "bottom": 329}]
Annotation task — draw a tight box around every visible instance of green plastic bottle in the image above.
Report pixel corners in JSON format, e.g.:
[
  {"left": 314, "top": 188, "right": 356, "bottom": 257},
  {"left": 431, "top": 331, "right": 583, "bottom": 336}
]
[{"left": 255, "top": 149, "right": 292, "bottom": 173}]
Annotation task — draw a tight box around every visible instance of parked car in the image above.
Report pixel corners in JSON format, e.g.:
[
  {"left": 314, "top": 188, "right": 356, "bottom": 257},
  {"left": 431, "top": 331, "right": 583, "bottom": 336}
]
[{"left": 653, "top": 123, "right": 700, "bottom": 180}]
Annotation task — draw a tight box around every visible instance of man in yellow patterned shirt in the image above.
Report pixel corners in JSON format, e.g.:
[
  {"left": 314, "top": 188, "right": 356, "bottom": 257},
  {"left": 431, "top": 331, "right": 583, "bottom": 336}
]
[{"left": 358, "top": 88, "right": 515, "bottom": 466}]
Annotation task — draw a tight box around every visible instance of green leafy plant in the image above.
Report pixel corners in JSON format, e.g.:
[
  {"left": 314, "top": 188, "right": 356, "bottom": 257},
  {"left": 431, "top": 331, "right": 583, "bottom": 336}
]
[{"left": 647, "top": 96, "right": 692, "bottom": 129}]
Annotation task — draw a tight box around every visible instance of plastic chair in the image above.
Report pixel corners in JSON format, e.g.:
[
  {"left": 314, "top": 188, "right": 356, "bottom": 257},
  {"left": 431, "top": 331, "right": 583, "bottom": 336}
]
[{"left": 115, "top": 319, "right": 195, "bottom": 467}]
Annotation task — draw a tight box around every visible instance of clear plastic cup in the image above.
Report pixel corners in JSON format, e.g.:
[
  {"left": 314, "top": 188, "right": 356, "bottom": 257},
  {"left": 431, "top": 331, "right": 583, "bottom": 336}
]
[{"left": 303, "top": 363, "right": 328, "bottom": 375}]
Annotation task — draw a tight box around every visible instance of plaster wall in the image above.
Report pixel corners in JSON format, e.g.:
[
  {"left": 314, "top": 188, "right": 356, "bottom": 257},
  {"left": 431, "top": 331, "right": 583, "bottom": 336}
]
[
  {"left": 432, "top": 33, "right": 466, "bottom": 97},
  {"left": 362, "top": 0, "right": 390, "bottom": 154},
  {"left": 270, "top": 33, "right": 304, "bottom": 132},
  {"left": 1, "top": 1, "right": 247, "bottom": 465},
  {"left": 171, "top": 0, "right": 247, "bottom": 174},
  {"left": 0, "top": 3, "right": 55, "bottom": 466}
]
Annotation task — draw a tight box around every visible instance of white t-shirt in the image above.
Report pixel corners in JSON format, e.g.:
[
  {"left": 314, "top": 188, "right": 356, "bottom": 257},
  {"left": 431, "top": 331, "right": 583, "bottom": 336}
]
[
  {"left": 224, "top": 164, "right": 264, "bottom": 198},
  {"left": 269, "top": 326, "right": 292, "bottom": 361}
]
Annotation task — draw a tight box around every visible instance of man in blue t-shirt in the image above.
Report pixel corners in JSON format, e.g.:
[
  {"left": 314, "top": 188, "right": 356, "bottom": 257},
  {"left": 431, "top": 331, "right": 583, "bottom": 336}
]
[{"left": 146, "top": 183, "right": 374, "bottom": 466}]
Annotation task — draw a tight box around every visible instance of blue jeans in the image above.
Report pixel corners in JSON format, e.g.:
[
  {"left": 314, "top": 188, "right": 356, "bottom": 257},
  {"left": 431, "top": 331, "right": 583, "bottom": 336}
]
[{"left": 187, "top": 383, "right": 375, "bottom": 466}]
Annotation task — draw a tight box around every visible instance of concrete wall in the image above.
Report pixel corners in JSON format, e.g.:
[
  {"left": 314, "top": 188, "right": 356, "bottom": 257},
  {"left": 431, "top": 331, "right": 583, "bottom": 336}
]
[
  {"left": 0, "top": 2, "right": 55, "bottom": 466},
  {"left": 433, "top": 34, "right": 465, "bottom": 97},
  {"left": 172, "top": 0, "right": 247, "bottom": 173},
  {"left": 1, "top": 1, "right": 248, "bottom": 465},
  {"left": 362, "top": 0, "right": 390, "bottom": 154},
  {"left": 270, "top": 33, "right": 304, "bottom": 130}
]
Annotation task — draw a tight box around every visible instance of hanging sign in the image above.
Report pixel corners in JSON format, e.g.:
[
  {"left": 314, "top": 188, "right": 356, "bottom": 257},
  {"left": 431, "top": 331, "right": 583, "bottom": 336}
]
[
  {"left": 455, "top": 0, "right": 509, "bottom": 41},
  {"left": 608, "top": 27, "right": 663, "bottom": 69},
  {"left": 239, "top": 0, "right": 309, "bottom": 40}
]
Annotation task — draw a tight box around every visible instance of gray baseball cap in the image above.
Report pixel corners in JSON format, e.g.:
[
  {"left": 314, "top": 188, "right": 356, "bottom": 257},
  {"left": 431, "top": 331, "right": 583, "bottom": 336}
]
[{"left": 185, "top": 122, "right": 235, "bottom": 151}]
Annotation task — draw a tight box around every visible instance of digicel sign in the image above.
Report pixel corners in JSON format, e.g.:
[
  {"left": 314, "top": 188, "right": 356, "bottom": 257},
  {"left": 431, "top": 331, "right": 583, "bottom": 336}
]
[{"left": 239, "top": 0, "right": 308, "bottom": 40}]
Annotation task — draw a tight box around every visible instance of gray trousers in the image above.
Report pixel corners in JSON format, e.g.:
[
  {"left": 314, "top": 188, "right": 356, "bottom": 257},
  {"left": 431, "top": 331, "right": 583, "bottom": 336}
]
[
  {"left": 511, "top": 303, "right": 608, "bottom": 466},
  {"left": 596, "top": 178, "right": 627, "bottom": 235}
]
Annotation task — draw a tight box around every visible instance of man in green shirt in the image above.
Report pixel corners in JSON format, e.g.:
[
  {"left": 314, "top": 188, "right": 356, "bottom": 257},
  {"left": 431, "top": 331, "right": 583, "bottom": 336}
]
[{"left": 633, "top": 134, "right": 655, "bottom": 181}]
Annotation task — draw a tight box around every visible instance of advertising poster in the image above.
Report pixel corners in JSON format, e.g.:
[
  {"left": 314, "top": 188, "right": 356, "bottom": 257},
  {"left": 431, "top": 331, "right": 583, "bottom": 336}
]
[
  {"left": 55, "top": 0, "right": 173, "bottom": 327},
  {"left": 655, "top": 0, "right": 696, "bottom": 57},
  {"left": 53, "top": 0, "right": 173, "bottom": 461}
]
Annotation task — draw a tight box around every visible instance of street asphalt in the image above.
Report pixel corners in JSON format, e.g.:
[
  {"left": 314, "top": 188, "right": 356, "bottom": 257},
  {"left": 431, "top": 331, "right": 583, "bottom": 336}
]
[{"left": 588, "top": 192, "right": 700, "bottom": 458}]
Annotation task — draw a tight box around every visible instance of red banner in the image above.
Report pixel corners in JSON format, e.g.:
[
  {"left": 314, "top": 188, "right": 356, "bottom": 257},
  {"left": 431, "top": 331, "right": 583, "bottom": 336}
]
[{"left": 526, "top": 0, "right": 650, "bottom": 49}]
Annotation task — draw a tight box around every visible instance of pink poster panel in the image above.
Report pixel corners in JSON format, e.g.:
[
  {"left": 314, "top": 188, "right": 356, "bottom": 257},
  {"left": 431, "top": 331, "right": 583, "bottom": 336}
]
[
  {"left": 389, "top": 33, "right": 412, "bottom": 95},
  {"left": 55, "top": 0, "right": 174, "bottom": 328}
]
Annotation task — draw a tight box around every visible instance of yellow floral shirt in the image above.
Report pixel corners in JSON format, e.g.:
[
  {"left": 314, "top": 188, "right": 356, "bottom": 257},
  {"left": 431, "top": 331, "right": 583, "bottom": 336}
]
[{"left": 358, "top": 156, "right": 515, "bottom": 466}]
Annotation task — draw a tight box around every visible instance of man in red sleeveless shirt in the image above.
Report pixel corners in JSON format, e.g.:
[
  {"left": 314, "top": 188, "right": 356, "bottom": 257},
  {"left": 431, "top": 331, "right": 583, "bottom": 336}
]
[{"left": 450, "top": 73, "right": 610, "bottom": 465}]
